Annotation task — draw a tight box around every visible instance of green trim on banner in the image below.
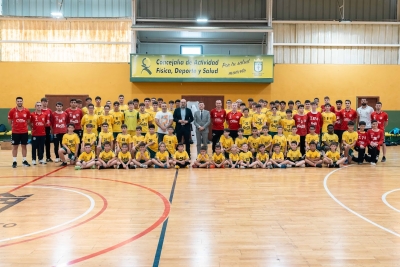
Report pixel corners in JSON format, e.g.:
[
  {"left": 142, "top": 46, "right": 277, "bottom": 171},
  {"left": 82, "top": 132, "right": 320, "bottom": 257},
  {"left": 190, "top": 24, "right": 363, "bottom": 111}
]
[{"left": 129, "top": 77, "right": 274, "bottom": 83}]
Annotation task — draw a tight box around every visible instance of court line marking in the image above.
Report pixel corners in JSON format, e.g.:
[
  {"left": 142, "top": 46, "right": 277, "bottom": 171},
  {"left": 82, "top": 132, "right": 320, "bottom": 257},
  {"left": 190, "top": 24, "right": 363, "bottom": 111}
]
[
  {"left": 153, "top": 169, "right": 179, "bottom": 267},
  {"left": 8, "top": 166, "right": 65, "bottom": 193},
  {"left": 324, "top": 166, "right": 400, "bottom": 238},
  {"left": 0, "top": 185, "right": 95, "bottom": 242},
  {"left": 382, "top": 189, "right": 400, "bottom": 213}
]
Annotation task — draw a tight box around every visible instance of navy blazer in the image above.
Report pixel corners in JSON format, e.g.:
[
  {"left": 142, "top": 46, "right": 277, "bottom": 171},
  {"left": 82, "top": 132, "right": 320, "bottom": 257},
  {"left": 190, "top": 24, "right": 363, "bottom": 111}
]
[{"left": 173, "top": 108, "right": 194, "bottom": 132}]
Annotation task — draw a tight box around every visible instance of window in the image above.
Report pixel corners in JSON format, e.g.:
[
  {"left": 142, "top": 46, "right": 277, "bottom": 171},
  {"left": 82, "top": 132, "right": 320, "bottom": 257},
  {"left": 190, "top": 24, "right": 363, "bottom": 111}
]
[{"left": 180, "top": 45, "right": 203, "bottom": 55}]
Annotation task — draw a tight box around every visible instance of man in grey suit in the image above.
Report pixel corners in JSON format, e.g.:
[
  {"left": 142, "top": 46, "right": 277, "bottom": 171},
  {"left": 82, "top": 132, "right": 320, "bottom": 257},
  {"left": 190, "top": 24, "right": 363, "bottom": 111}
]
[{"left": 193, "top": 101, "right": 211, "bottom": 154}]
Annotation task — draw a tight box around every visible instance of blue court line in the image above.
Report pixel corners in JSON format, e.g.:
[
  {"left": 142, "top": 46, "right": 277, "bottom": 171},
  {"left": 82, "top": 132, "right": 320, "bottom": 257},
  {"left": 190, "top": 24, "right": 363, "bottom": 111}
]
[{"left": 152, "top": 169, "right": 179, "bottom": 267}]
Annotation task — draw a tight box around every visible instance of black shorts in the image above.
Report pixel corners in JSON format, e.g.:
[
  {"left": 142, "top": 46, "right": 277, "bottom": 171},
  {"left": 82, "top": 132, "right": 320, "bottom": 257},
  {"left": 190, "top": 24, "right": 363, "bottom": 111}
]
[{"left": 11, "top": 133, "right": 28, "bottom": 145}]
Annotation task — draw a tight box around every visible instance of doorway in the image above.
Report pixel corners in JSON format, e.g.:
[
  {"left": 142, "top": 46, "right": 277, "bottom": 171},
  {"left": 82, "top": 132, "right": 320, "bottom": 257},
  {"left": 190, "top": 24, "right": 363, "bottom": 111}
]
[
  {"left": 182, "top": 95, "right": 225, "bottom": 141},
  {"left": 45, "top": 94, "right": 89, "bottom": 109},
  {"left": 356, "top": 96, "right": 379, "bottom": 109}
]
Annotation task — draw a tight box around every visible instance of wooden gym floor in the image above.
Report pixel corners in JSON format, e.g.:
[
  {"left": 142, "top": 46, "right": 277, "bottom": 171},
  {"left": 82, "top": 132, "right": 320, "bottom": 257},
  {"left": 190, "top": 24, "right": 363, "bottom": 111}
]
[{"left": 0, "top": 145, "right": 399, "bottom": 267}]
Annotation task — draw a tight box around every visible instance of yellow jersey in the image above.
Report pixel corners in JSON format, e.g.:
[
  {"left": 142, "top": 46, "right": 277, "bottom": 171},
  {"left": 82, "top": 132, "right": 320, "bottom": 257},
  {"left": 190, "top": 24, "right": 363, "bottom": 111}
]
[
  {"left": 82, "top": 107, "right": 88, "bottom": 116},
  {"left": 145, "top": 133, "right": 159, "bottom": 152},
  {"left": 132, "top": 135, "right": 145, "bottom": 148},
  {"left": 281, "top": 118, "right": 295, "bottom": 137},
  {"left": 116, "top": 133, "right": 132, "bottom": 147},
  {"left": 212, "top": 153, "right": 225, "bottom": 164},
  {"left": 272, "top": 152, "right": 284, "bottom": 160},
  {"left": 94, "top": 106, "right": 104, "bottom": 116},
  {"left": 138, "top": 112, "right": 152, "bottom": 133},
  {"left": 342, "top": 131, "right": 358, "bottom": 147},
  {"left": 78, "top": 151, "right": 95, "bottom": 162},
  {"left": 148, "top": 110, "right": 159, "bottom": 131},
  {"left": 99, "top": 150, "right": 115, "bottom": 162},
  {"left": 219, "top": 135, "right": 234, "bottom": 150},
  {"left": 124, "top": 110, "right": 139, "bottom": 131},
  {"left": 326, "top": 151, "right": 340, "bottom": 161},
  {"left": 119, "top": 104, "right": 129, "bottom": 113},
  {"left": 278, "top": 111, "right": 287, "bottom": 120},
  {"left": 305, "top": 133, "right": 320, "bottom": 145},
  {"left": 248, "top": 136, "right": 260, "bottom": 150},
  {"left": 267, "top": 114, "right": 281, "bottom": 132},
  {"left": 239, "top": 116, "right": 253, "bottom": 135},
  {"left": 239, "top": 151, "right": 253, "bottom": 162},
  {"left": 163, "top": 134, "right": 178, "bottom": 155},
  {"left": 112, "top": 111, "right": 124, "bottom": 133},
  {"left": 196, "top": 154, "right": 210, "bottom": 162},
  {"left": 62, "top": 133, "right": 80, "bottom": 153},
  {"left": 99, "top": 114, "right": 114, "bottom": 132},
  {"left": 229, "top": 153, "right": 240, "bottom": 162},
  {"left": 321, "top": 112, "right": 337, "bottom": 133},
  {"left": 156, "top": 151, "right": 169, "bottom": 162},
  {"left": 99, "top": 131, "right": 114, "bottom": 145},
  {"left": 82, "top": 132, "right": 96, "bottom": 150},
  {"left": 259, "top": 134, "right": 272, "bottom": 149},
  {"left": 322, "top": 133, "right": 339, "bottom": 145},
  {"left": 287, "top": 134, "right": 300, "bottom": 145},
  {"left": 261, "top": 108, "right": 269, "bottom": 115},
  {"left": 256, "top": 152, "right": 269, "bottom": 162},
  {"left": 272, "top": 134, "right": 287, "bottom": 150},
  {"left": 286, "top": 149, "right": 302, "bottom": 161},
  {"left": 252, "top": 113, "right": 267, "bottom": 130},
  {"left": 136, "top": 150, "right": 150, "bottom": 160},
  {"left": 174, "top": 151, "right": 189, "bottom": 161},
  {"left": 118, "top": 151, "right": 132, "bottom": 163},
  {"left": 235, "top": 137, "right": 248, "bottom": 149},
  {"left": 306, "top": 150, "right": 321, "bottom": 159},
  {"left": 81, "top": 114, "right": 99, "bottom": 135}
]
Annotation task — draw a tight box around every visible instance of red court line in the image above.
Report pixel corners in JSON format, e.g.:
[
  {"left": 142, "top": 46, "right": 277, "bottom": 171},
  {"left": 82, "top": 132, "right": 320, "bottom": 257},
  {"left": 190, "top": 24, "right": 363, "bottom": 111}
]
[
  {"left": 0, "top": 184, "right": 107, "bottom": 248},
  {"left": 8, "top": 167, "right": 65, "bottom": 193}
]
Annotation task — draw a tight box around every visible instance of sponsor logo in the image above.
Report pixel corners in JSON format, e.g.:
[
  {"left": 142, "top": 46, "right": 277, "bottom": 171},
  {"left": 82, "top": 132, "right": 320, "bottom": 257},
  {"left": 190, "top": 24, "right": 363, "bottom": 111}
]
[{"left": 16, "top": 119, "right": 25, "bottom": 123}]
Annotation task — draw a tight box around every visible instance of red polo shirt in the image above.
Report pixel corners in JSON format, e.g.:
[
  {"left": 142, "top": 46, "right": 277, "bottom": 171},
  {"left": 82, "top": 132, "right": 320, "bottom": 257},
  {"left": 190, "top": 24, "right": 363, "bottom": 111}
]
[
  {"left": 8, "top": 107, "right": 31, "bottom": 134},
  {"left": 210, "top": 108, "right": 226, "bottom": 131}
]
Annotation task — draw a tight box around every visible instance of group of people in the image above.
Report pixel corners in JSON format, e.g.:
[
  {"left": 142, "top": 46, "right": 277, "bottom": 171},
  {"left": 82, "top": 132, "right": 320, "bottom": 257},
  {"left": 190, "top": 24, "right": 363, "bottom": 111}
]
[{"left": 7, "top": 95, "right": 388, "bottom": 169}]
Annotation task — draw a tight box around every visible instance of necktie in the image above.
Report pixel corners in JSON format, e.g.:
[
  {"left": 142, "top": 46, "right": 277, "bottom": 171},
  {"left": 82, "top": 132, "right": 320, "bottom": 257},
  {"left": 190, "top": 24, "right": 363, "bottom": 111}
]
[{"left": 201, "top": 111, "right": 203, "bottom": 120}]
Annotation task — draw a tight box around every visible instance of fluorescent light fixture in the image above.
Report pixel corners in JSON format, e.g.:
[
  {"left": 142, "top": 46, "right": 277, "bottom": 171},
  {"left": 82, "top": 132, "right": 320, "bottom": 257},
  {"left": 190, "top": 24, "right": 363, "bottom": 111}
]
[
  {"left": 51, "top": 12, "right": 63, "bottom": 18},
  {"left": 196, "top": 18, "right": 208, "bottom": 23},
  {"left": 339, "top": 19, "right": 351, "bottom": 23}
]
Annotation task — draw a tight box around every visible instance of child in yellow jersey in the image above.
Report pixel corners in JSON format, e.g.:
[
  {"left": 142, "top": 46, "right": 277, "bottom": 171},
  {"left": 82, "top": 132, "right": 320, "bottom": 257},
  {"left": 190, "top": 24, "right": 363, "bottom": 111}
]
[
  {"left": 132, "top": 126, "right": 145, "bottom": 155},
  {"left": 248, "top": 127, "right": 260, "bottom": 158},
  {"left": 255, "top": 144, "right": 272, "bottom": 169},
  {"left": 281, "top": 110, "right": 296, "bottom": 137},
  {"left": 81, "top": 104, "right": 99, "bottom": 136},
  {"left": 239, "top": 143, "right": 254, "bottom": 168},
  {"left": 272, "top": 126, "right": 287, "bottom": 155},
  {"left": 192, "top": 146, "right": 210, "bottom": 168},
  {"left": 75, "top": 143, "right": 96, "bottom": 170},
  {"left": 259, "top": 126, "right": 272, "bottom": 153},
  {"left": 342, "top": 121, "right": 358, "bottom": 164},
  {"left": 235, "top": 128, "right": 248, "bottom": 152},
  {"left": 210, "top": 145, "right": 226, "bottom": 168},
  {"left": 228, "top": 145, "right": 240, "bottom": 169},
  {"left": 305, "top": 125, "right": 320, "bottom": 151},
  {"left": 117, "top": 143, "right": 135, "bottom": 169},
  {"left": 284, "top": 141, "right": 305, "bottom": 168},
  {"left": 96, "top": 141, "right": 118, "bottom": 169},
  {"left": 152, "top": 142, "right": 171, "bottom": 169},
  {"left": 116, "top": 124, "right": 133, "bottom": 154},
  {"left": 252, "top": 104, "right": 267, "bottom": 133},
  {"left": 138, "top": 103, "right": 154, "bottom": 135},
  {"left": 270, "top": 144, "right": 287, "bottom": 168},
  {"left": 59, "top": 124, "right": 80, "bottom": 166},
  {"left": 99, "top": 105, "right": 114, "bottom": 133},
  {"left": 163, "top": 126, "right": 178, "bottom": 157},
  {"left": 82, "top": 124, "right": 96, "bottom": 152},
  {"left": 323, "top": 142, "right": 346, "bottom": 168},
  {"left": 322, "top": 124, "right": 339, "bottom": 152},
  {"left": 97, "top": 122, "right": 114, "bottom": 156},
  {"left": 112, "top": 101, "right": 125, "bottom": 138},
  {"left": 267, "top": 106, "right": 281, "bottom": 137},
  {"left": 173, "top": 143, "right": 190, "bottom": 169},
  {"left": 321, "top": 103, "right": 336, "bottom": 133},
  {"left": 239, "top": 108, "right": 253, "bottom": 138},
  {"left": 287, "top": 125, "right": 300, "bottom": 149},
  {"left": 145, "top": 124, "right": 159, "bottom": 158},
  {"left": 132, "top": 142, "right": 152, "bottom": 168},
  {"left": 305, "top": 141, "right": 323, "bottom": 168},
  {"left": 220, "top": 129, "right": 234, "bottom": 158}
]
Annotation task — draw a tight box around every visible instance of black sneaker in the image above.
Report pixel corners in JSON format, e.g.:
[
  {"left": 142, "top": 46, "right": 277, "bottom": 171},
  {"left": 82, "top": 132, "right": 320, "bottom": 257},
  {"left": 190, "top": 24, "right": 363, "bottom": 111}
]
[
  {"left": 60, "top": 162, "right": 68, "bottom": 167},
  {"left": 316, "top": 164, "right": 322, "bottom": 168},
  {"left": 22, "top": 160, "right": 31, "bottom": 167},
  {"left": 12, "top": 162, "right": 17, "bottom": 168},
  {"left": 46, "top": 158, "right": 53, "bottom": 162},
  {"left": 381, "top": 156, "right": 386, "bottom": 162}
]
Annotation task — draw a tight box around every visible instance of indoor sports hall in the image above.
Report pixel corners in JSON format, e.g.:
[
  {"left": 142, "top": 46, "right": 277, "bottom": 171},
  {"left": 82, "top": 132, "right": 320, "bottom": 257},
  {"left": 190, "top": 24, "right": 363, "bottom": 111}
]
[{"left": 1, "top": 0, "right": 400, "bottom": 266}]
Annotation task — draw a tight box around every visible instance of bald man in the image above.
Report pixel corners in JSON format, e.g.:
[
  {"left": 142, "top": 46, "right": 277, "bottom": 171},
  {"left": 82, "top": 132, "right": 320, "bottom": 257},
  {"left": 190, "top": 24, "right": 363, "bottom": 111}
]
[{"left": 173, "top": 99, "right": 194, "bottom": 156}]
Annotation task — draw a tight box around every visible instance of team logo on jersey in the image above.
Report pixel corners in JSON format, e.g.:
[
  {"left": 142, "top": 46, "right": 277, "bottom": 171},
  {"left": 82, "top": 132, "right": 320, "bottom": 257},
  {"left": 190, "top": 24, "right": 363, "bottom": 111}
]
[{"left": 254, "top": 58, "right": 263, "bottom": 72}]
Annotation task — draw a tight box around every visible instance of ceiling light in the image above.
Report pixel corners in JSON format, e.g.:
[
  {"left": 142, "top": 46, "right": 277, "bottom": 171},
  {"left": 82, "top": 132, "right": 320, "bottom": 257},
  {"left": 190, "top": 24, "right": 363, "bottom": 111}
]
[
  {"left": 339, "top": 19, "right": 351, "bottom": 23},
  {"left": 196, "top": 18, "right": 208, "bottom": 23},
  {"left": 51, "top": 12, "right": 63, "bottom": 18}
]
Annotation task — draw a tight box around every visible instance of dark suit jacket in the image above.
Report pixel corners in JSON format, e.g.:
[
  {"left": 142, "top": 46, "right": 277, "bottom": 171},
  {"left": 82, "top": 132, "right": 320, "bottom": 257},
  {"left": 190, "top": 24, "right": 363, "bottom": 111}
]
[{"left": 173, "top": 108, "right": 194, "bottom": 132}]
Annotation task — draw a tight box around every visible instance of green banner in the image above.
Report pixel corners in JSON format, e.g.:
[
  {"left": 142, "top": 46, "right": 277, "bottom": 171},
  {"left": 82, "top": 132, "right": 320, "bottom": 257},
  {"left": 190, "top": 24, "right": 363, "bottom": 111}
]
[{"left": 130, "top": 54, "right": 274, "bottom": 83}]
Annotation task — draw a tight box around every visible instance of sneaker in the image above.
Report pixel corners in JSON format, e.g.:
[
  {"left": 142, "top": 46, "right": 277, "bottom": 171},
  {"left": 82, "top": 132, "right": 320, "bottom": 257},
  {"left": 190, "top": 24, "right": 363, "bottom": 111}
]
[
  {"left": 240, "top": 166, "right": 246, "bottom": 169},
  {"left": 175, "top": 165, "right": 180, "bottom": 169},
  {"left": 55, "top": 158, "right": 60, "bottom": 163},
  {"left": 358, "top": 162, "right": 363, "bottom": 165},
  {"left": 344, "top": 159, "right": 348, "bottom": 165},
  {"left": 12, "top": 162, "right": 17, "bottom": 168},
  {"left": 300, "top": 164, "right": 305, "bottom": 168},
  {"left": 277, "top": 164, "right": 281, "bottom": 168},
  {"left": 60, "top": 162, "right": 68, "bottom": 167},
  {"left": 267, "top": 165, "right": 273, "bottom": 169},
  {"left": 75, "top": 166, "right": 81, "bottom": 170},
  {"left": 39, "top": 160, "right": 47, "bottom": 165},
  {"left": 381, "top": 156, "right": 386, "bottom": 162},
  {"left": 142, "top": 164, "right": 148, "bottom": 169},
  {"left": 32, "top": 160, "right": 37, "bottom": 165},
  {"left": 46, "top": 158, "right": 53, "bottom": 162},
  {"left": 192, "top": 164, "right": 198, "bottom": 168},
  {"left": 129, "top": 165, "right": 136, "bottom": 169},
  {"left": 335, "top": 164, "right": 340, "bottom": 168},
  {"left": 286, "top": 164, "right": 292, "bottom": 168},
  {"left": 22, "top": 160, "right": 31, "bottom": 167},
  {"left": 316, "top": 164, "right": 322, "bottom": 168},
  {"left": 281, "top": 164, "right": 287, "bottom": 169},
  {"left": 371, "top": 162, "right": 376, "bottom": 166},
  {"left": 91, "top": 165, "right": 96, "bottom": 169}
]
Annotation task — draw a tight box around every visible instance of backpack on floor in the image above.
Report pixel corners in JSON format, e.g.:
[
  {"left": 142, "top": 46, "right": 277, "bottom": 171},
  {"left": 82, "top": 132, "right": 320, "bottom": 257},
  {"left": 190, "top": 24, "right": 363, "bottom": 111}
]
[{"left": 0, "top": 124, "right": 6, "bottom": 132}]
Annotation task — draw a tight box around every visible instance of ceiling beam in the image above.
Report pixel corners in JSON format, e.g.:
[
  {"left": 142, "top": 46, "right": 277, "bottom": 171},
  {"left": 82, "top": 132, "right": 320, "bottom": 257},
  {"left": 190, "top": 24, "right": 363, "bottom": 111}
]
[{"left": 132, "top": 24, "right": 272, "bottom": 33}]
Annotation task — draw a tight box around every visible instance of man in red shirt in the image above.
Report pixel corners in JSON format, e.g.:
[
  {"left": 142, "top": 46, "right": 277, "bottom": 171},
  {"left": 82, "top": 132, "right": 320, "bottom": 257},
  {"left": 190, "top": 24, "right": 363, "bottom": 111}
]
[
  {"left": 41, "top": 97, "right": 53, "bottom": 162},
  {"left": 371, "top": 102, "right": 389, "bottom": 162},
  {"left": 226, "top": 103, "right": 242, "bottom": 141},
  {"left": 341, "top": 100, "right": 357, "bottom": 128},
  {"left": 30, "top": 102, "right": 47, "bottom": 165},
  {"left": 52, "top": 102, "right": 68, "bottom": 162},
  {"left": 293, "top": 104, "right": 308, "bottom": 155},
  {"left": 334, "top": 100, "right": 344, "bottom": 144},
  {"left": 210, "top": 100, "right": 226, "bottom": 152},
  {"left": 365, "top": 120, "right": 385, "bottom": 165},
  {"left": 321, "top": 96, "right": 335, "bottom": 113},
  {"left": 65, "top": 98, "right": 83, "bottom": 150},
  {"left": 8, "top": 96, "right": 31, "bottom": 168},
  {"left": 306, "top": 102, "right": 323, "bottom": 134}
]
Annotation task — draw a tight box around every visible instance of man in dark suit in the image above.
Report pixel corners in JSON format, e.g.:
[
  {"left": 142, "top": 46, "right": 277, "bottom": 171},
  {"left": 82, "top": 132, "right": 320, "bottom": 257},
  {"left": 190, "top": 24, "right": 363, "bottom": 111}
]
[{"left": 173, "top": 99, "right": 194, "bottom": 156}]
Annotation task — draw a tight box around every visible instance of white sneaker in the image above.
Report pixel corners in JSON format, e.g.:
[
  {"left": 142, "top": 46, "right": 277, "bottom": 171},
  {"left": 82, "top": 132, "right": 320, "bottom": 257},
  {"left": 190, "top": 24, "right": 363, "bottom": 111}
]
[
  {"left": 143, "top": 165, "right": 148, "bottom": 169},
  {"left": 287, "top": 164, "right": 292, "bottom": 168},
  {"left": 32, "top": 160, "right": 37, "bottom": 165},
  {"left": 55, "top": 158, "right": 60, "bottom": 163},
  {"left": 39, "top": 160, "right": 47, "bottom": 165},
  {"left": 371, "top": 162, "right": 376, "bottom": 166}
]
